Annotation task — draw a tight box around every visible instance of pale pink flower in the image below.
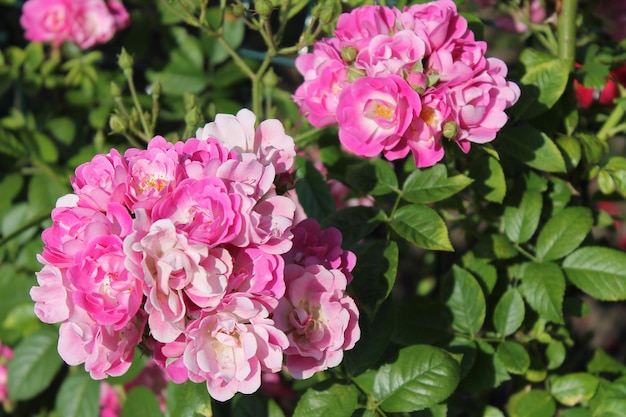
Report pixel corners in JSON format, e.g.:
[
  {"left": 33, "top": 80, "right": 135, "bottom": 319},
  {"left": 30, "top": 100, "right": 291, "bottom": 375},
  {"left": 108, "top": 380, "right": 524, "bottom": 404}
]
[
  {"left": 124, "top": 211, "right": 231, "bottom": 342},
  {"left": 274, "top": 265, "right": 360, "bottom": 379},
  {"left": 183, "top": 297, "right": 288, "bottom": 401},
  {"left": 70, "top": 0, "right": 123, "bottom": 49},
  {"left": 31, "top": 262, "right": 70, "bottom": 324},
  {"left": 196, "top": 109, "right": 296, "bottom": 174},
  {"left": 175, "top": 137, "right": 234, "bottom": 180},
  {"left": 58, "top": 309, "right": 145, "bottom": 379},
  {"left": 71, "top": 149, "right": 129, "bottom": 212},
  {"left": 355, "top": 30, "right": 427, "bottom": 77},
  {"left": 336, "top": 75, "right": 421, "bottom": 158},
  {"left": 20, "top": 0, "right": 74, "bottom": 46},
  {"left": 283, "top": 218, "right": 356, "bottom": 283}
]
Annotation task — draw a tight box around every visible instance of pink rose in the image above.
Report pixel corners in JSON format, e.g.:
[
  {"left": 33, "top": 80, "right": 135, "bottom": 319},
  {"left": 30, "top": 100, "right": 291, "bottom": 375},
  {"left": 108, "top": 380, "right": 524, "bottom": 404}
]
[
  {"left": 336, "top": 75, "right": 421, "bottom": 158},
  {"left": 31, "top": 262, "right": 70, "bottom": 324},
  {"left": 0, "top": 342, "right": 13, "bottom": 404},
  {"left": 274, "top": 265, "right": 360, "bottom": 379},
  {"left": 183, "top": 298, "right": 287, "bottom": 401},
  {"left": 404, "top": 91, "right": 449, "bottom": 167},
  {"left": 99, "top": 382, "right": 121, "bottom": 417},
  {"left": 20, "top": 0, "right": 74, "bottom": 46},
  {"left": 175, "top": 137, "right": 234, "bottom": 180},
  {"left": 335, "top": 5, "right": 396, "bottom": 49},
  {"left": 355, "top": 30, "right": 427, "bottom": 77}
]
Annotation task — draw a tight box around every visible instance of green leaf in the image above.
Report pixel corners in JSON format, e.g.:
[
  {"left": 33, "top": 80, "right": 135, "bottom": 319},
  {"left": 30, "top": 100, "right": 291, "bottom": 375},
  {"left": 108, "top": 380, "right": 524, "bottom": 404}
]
[
  {"left": 483, "top": 406, "right": 506, "bottom": 417},
  {"left": 498, "top": 126, "right": 567, "bottom": 173},
  {"left": 493, "top": 289, "right": 525, "bottom": 336},
  {"left": 166, "top": 380, "right": 212, "bottom": 417},
  {"left": 321, "top": 206, "right": 384, "bottom": 248},
  {"left": 372, "top": 345, "right": 460, "bottom": 413},
  {"left": 462, "top": 253, "right": 498, "bottom": 294},
  {"left": 563, "top": 247, "right": 626, "bottom": 301},
  {"left": 535, "top": 207, "right": 592, "bottom": 261},
  {"left": 294, "top": 156, "right": 336, "bottom": 221},
  {"left": 587, "top": 349, "right": 626, "bottom": 374},
  {"left": 520, "top": 262, "right": 565, "bottom": 324},
  {"left": 474, "top": 234, "right": 518, "bottom": 260},
  {"left": 28, "top": 173, "right": 67, "bottom": 214},
  {"left": 459, "top": 341, "right": 510, "bottom": 392},
  {"left": 293, "top": 383, "right": 359, "bottom": 417},
  {"left": 7, "top": 330, "right": 63, "bottom": 400},
  {"left": 551, "top": 373, "right": 599, "bottom": 406},
  {"left": 441, "top": 266, "right": 486, "bottom": 335},
  {"left": 345, "top": 159, "right": 398, "bottom": 196},
  {"left": 470, "top": 155, "right": 506, "bottom": 203},
  {"left": 513, "top": 390, "right": 556, "bottom": 417},
  {"left": 46, "top": 117, "right": 76, "bottom": 146},
  {"left": 233, "top": 394, "right": 285, "bottom": 417},
  {"left": 351, "top": 241, "right": 398, "bottom": 317},
  {"left": 402, "top": 164, "right": 473, "bottom": 204},
  {"left": 512, "top": 49, "right": 569, "bottom": 119},
  {"left": 546, "top": 341, "right": 566, "bottom": 370},
  {"left": 205, "top": 7, "right": 245, "bottom": 64},
  {"left": 504, "top": 190, "right": 543, "bottom": 244},
  {"left": 556, "top": 135, "right": 582, "bottom": 170},
  {"left": 122, "top": 386, "right": 164, "bottom": 417},
  {"left": 495, "top": 342, "right": 530, "bottom": 375},
  {"left": 55, "top": 372, "right": 100, "bottom": 417},
  {"left": 389, "top": 204, "right": 453, "bottom": 251}
]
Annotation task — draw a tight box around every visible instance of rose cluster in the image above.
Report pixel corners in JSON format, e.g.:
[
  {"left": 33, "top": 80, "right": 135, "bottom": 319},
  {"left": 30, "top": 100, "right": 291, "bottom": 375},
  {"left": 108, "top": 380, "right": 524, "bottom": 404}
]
[
  {"left": 293, "top": 0, "right": 520, "bottom": 168},
  {"left": 20, "top": 0, "right": 129, "bottom": 49},
  {"left": 31, "top": 109, "right": 360, "bottom": 401}
]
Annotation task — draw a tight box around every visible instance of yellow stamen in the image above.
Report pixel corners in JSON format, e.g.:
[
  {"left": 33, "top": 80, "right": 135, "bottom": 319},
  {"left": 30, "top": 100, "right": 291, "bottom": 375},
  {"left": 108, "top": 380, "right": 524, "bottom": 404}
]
[{"left": 375, "top": 104, "right": 394, "bottom": 120}]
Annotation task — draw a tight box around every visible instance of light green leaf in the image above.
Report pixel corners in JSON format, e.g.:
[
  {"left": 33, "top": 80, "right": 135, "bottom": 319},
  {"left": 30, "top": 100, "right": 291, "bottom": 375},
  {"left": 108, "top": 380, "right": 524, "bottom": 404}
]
[
  {"left": 166, "top": 380, "right": 212, "bottom": 417},
  {"left": 293, "top": 383, "right": 359, "bottom": 417},
  {"left": 520, "top": 262, "right": 565, "bottom": 324},
  {"left": 495, "top": 342, "right": 530, "bottom": 375},
  {"left": 55, "top": 372, "right": 100, "bottom": 417},
  {"left": 563, "top": 247, "right": 626, "bottom": 301},
  {"left": 493, "top": 289, "right": 525, "bottom": 336},
  {"left": 373, "top": 345, "right": 460, "bottom": 413},
  {"left": 556, "top": 135, "right": 581, "bottom": 170},
  {"left": 498, "top": 126, "right": 567, "bottom": 173},
  {"left": 551, "top": 373, "right": 599, "bottom": 406},
  {"left": 389, "top": 204, "right": 453, "bottom": 251},
  {"left": 7, "top": 330, "right": 63, "bottom": 400},
  {"left": 402, "top": 164, "right": 473, "bottom": 204},
  {"left": 546, "top": 341, "right": 566, "bottom": 370},
  {"left": 441, "top": 266, "right": 486, "bottom": 335},
  {"left": 587, "top": 349, "right": 626, "bottom": 374},
  {"left": 504, "top": 190, "right": 543, "bottom": 244},
  {"left": 483, "top": 406, "right": 505, "bottom": 417},
  {"left": 514, "top": 390, "right": 556, "bottom": 417},
  {"left": 122, "top": 387, "right": 163, "bottom": 417},
  {"left": 535, "top": 207, "right": 593, "bottom": 261},
  {"left": 46, "top": 117, "right": 76, "bottom": 146},
  {"left": 470, "top": 155, "right": 506, "bottom": 203},
  {"left": 512, "top": 48, "right": 569, "bottom": 119}
]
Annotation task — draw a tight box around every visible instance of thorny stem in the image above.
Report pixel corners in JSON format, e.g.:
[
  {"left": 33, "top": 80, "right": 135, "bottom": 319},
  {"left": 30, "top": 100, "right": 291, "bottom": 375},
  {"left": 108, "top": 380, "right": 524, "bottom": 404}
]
[{"left": 557, "top": 0, "right": 578, "bottom": 68}]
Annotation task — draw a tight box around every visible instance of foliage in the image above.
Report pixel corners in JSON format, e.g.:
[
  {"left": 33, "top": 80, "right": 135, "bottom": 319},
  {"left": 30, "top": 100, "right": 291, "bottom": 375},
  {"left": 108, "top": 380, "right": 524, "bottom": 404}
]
[{"left": 1, "top": 0, "right": 626, "bottom": 416}]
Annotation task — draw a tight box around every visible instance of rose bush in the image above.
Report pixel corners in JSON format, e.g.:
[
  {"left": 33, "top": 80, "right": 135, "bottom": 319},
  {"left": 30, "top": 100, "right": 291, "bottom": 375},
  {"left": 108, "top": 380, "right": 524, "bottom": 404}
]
[{"left": 1, "top": 0, "right": 626, "bottom": 415}]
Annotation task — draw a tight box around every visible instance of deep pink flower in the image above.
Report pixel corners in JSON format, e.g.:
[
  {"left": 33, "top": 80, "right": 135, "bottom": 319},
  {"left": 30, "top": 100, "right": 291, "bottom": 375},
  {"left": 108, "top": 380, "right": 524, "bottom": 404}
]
[
  {"left": 99, "top": 382, "right": 121, "bottom": 417},
  {"left": 274, "top": 265, "right": 360, "bottom": 379},
  {"left": 20, "top": 0, "right": 75, "bottom": 46},
  {"left": 404, "top": 91, "right": 449, "bottom": 167},
  {"left": 283, "top": 218, "right": 356, "bottom": 283},
  {"left": 0, "top": 342, "right": 13, "bottom": 404},
  {"left": 355, "top": 30, "right": 427, "bottom": 77},
  {"left": 335, "top": 5, "right": 396, "bottom": 49},
  {"left": 183, "top": 297, "right": 287, "bottom": 401},
  {"left": 336, "top": 75, "right": 421, "bottom": 158}
]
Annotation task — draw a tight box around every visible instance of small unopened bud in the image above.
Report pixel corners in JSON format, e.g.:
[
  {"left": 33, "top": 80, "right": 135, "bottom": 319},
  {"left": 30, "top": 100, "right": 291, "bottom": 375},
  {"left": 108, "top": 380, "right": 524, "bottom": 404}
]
[
  {"left": 117, "top": 47, "right": 134, "bottom": 70},
  {"left": 319, "top": 7, "right": 334, "bottom": 24},
  {"left": 442, "top": 121, "right": 458, "bottom": 139},
  {"left": 185, "top": 107, "right": 201, "bottom": 126},
  {"left": 109, "top": 114, "right": 127, "bottom": 133},
  {"left": 231, "top": 4, "right": 246, "bottom": 16},
  {"left": 347, "top": 66, "right": 365, "bottom": 82},
  {"left": 341, "top": 47, "right": 357, "bottom": 63},
  {"left": 110, "top": 81, "right": 122, "bottom": 99},
  {"left": 255, "top": 0, "right": 273, "bottom": 17},
  {"left": 151, "top": 81, "right": 161, "bottom": 98},
  {"left": 263, "top": 68, "right": 279, "bottom": 88}
]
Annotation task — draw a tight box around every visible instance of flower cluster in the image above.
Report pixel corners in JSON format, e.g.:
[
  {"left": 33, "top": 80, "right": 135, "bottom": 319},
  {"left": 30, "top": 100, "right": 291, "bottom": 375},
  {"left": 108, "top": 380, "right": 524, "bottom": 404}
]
[
  {"left": 31, "top": 109, "right": 359, "bottom": 401},
  {"left": 20, "top": 0, "right": 129, "bottom": 49},
  {"left": 293, "top": 0, "right": 520, "bottom": 168}
]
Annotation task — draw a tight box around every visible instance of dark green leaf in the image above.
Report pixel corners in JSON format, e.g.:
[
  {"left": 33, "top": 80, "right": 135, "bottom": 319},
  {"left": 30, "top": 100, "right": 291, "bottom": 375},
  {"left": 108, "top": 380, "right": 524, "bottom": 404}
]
[
  {"left": 345, "top": 159, "right": 398, "bottom": 196},
  {"left": 402, "top": 164, "right": 473, "bottom": 204},
  {"left": 294, "top": 156, "right": 336, "bottom": 221},
  {"left": 55, "top": 372, "right": 100, "bottom": 417},
  {"left": 535, "top": 207, "right": 593, "bottom": 261},
  {"left": 551, "top": 373, "right": 599, "bottom": 406},
  {"left": 122, "top": 387, "right": 163, "bottom": 417},
  {"left": 474, "top": 234, "right": 518, "bottom": 260},
  {"left": 520, "top": 262, "right": 565, "bottom": 324},
  {"left": 459, "top": 341, "right": 510, "bottom": 392},
  {"left": 321, "top": 206, "right": 384, "bottom": 248},
  {"left": 441, "top": 266, "right": 486, "bottom": 335},
  {"left": 498, "top": 126, "right": 566, "bottom": 173},
  {"left": 351, "top": 241, "right": 398, "bottom": 317},
  {"left": 556, "top": 135, "right": 582, "bottom": 170},
  {"left": 493, "top": 289, "right": 525, "bottom": 336},
  {"left": 389, "top": 204, "right": 453, "bottom": 251},
  {"left": 7, "top": 330, "right": 63, "bottom": 400},
  {"left": 504, "top": 190, "right": 542, "bottom": 244},
  {"left": 462, "top": 253, "right": 498, "bottom": 294},
  {"left": 470, "top": 155, "right": 506, "bottom": 203},
  {"left": 496, "top": 341, "right": 530, "bottom": 375},
  {"left": 372, "top": 345, "right": 460, "bottom": 413},
  {"left": 563, "top": 247, "right": 626, "bottom": 301},
  {"left": 293, "top": 383, "right": 359, "bottom": 417}
]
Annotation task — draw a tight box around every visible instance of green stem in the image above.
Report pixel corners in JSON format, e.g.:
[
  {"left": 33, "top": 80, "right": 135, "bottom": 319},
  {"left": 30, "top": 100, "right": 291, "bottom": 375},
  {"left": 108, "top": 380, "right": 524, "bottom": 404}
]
[
  {"left": 216, "top": 36, "right": 256, "bottom": 80},
  {"left": 124, "top": 68, "right": 152, "bottom": 140},
  {"left": 557, "top": 0, "right": 578, "bottom": 68},
  {"left": 0, "top": 211, "right": 51, "bottom": 249},
  {"left": 514, "top": 243, "right": 538, "bottom": 262},
  {"left": 598, "top": 86, "right": 626, "bottom": 141}
]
